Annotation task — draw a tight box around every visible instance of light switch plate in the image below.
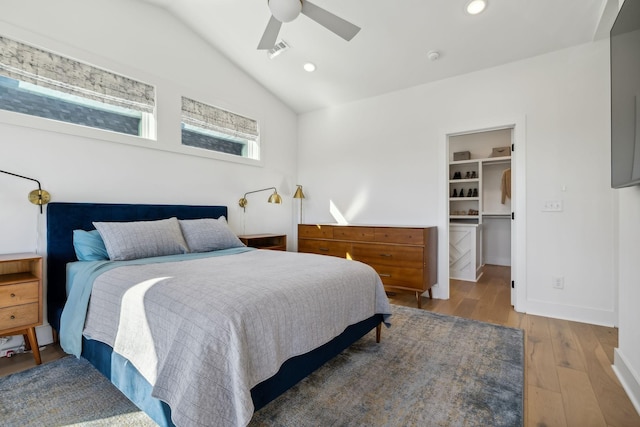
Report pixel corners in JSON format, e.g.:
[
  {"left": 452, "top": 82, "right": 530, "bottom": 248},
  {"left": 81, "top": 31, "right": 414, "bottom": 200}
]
[{"left": 543, "top": 200, "right": 563, "bottom": 212}]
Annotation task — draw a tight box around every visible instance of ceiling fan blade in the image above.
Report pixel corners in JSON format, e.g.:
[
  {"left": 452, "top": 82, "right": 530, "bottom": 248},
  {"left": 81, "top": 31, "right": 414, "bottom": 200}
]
[
  {"left": 301, "top": 1, "right": 361, "bottom": 41},
  {"left": 257, "top": 16, "right": 283, "bottom": 50}
]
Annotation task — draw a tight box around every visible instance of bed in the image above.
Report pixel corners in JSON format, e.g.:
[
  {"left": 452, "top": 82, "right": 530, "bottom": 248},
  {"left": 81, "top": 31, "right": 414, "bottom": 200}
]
[{"left": 46, "top": 202, "right": 391, "bottom": 427}]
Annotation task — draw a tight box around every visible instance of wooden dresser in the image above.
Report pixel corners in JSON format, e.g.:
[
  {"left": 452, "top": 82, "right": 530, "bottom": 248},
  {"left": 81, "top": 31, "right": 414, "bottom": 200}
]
[{"left": 298, "top": 224, "right": 437, "bottom": 308}]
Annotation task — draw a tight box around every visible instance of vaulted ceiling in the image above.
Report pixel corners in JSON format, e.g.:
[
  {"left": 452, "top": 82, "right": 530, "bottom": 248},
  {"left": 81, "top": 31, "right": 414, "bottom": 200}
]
[{"left": 143, "top": 0, "right": 616, "bottom": 113}]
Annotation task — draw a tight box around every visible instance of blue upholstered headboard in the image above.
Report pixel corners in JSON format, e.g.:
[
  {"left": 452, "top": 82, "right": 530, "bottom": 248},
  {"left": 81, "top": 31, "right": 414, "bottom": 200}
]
[{"left": 46, "top": 202, "right": 228, "bottom": 332}]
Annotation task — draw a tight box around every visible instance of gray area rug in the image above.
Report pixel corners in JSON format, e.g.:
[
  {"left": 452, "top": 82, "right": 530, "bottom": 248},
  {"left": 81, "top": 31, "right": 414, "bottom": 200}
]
[
  {"left": 0, "top": 356, "right": 156, "bottom": 426},
  {"left": 0, "top": 305, "right": 523, "bottom": 427},
  {"left": 250, "top": 305, "right": 524, "bottom": 427}
]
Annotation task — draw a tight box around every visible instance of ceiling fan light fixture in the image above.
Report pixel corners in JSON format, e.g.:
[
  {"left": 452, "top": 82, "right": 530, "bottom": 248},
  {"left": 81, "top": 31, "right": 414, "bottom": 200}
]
[
  {"left": 466, "top": 0, "right": 487, "bottom": 15},
  {"left": 269, "top": 0, "right": 302, "bottom": 23}
]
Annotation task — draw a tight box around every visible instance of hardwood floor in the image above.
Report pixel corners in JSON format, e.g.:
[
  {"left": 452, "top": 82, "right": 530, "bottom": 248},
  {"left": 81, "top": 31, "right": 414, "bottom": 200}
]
[
  {"left": 2, "top": 265, "right": 639, "bottom": 426},
  {"left": 388, "top": 264, "right": 640, "bottom": 427},
  {"left": 0, "top": 341, "right": 66, "bottom": 377}
]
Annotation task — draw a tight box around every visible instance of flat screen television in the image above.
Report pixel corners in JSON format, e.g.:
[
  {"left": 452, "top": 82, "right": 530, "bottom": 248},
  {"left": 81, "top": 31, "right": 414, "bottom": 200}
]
[{"left": 611, "top": 0, "right": 640, "bottom": 188}]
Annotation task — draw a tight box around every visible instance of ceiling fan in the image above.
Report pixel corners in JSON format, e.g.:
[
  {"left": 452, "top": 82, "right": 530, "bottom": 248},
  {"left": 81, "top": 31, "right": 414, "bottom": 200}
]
[{"left": 257, "top": 0, "right": 361, "bottom": 50}]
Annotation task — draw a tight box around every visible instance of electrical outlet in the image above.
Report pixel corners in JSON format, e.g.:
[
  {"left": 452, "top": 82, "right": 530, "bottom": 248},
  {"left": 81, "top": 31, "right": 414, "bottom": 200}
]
[
  {"left": 552, "top": 276, "right": 565, "bottom": 289},
  {"left": 543, "top": 200, "right": 563, "bottom": 212}
]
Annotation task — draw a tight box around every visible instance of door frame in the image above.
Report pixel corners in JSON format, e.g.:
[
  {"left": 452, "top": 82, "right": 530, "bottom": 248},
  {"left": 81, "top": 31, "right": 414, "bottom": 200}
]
[{"left": 436, "top": 116, "right": 527, "bottom": 312}]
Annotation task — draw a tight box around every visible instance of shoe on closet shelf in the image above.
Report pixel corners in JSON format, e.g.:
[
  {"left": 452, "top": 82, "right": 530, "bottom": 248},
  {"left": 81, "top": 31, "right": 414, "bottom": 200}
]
[
  {"left": 452, "top": 189, "right": 458, "bottom": 197},
  {"left": 471, "top": 171, "right": 477, "bottom": 179},
  {"left": 467, "top": 189, "right": 473, "bottom": 197},
  {"left": 473, "top": 188, "right": 478, "bottom": 197}
]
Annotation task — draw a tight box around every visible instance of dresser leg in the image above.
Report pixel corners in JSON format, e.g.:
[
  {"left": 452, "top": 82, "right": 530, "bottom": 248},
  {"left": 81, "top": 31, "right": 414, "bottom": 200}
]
[
  {"left": 26, "top": 327, "right": 41, "bottom": 365},
  {"left": 376, "top": 324, "right": 381, "bottom": 343},
  {"left": 416, "top": 292, "right": 422, "bottom": 309}
]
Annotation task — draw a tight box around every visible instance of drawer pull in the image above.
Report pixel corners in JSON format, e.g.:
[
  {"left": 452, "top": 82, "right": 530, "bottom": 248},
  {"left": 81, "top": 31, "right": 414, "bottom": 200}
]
[
  {"left": 318, "top": 247, "right": 329, "bottom": 252},
  {"left": 10, "top": 293, "right": 16, "bottom": 298},
  {"left": 379, "top": 274, "right": 391, "bottom": 278},
  {"left": 379, "top": 254, "right": 392, "bottom": 257},
  {"left": 10, "top": 315, "right": 16, "bottom": 320}
]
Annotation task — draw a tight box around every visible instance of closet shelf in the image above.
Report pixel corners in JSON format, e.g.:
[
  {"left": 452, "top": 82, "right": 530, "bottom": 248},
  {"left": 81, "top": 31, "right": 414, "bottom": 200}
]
[
  {"left": 482, "top": 212, "right": 511, "bottom": 217},
  {"left": 451, "top": 197, "right": 480, "bottom": 201},
  {"left": 450, "top": 156, "right": 511, "bottom": 165},
  {"left": 449, "top": 178, "right": 479, "bottom": 184},
  {"left": 482, "top": 157, "right": 511, "bottom": 166}
]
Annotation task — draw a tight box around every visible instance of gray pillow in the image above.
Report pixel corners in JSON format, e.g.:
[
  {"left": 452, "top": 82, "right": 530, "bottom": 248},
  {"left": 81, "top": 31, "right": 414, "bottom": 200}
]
[
  {"left": 179, "top": 217, "right": 245, "bottom": 253},
  {"left": 93, "top": 217, "right": 189, "bottom": 261}
]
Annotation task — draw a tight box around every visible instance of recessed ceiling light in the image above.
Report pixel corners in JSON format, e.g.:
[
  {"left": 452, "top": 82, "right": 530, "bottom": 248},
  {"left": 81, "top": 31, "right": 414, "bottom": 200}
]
[
  {"left": 466, "top": 0, "right": 487, "bottom": 15},
  {"left": 303, "top": 62, "right": 316, "bottom": 72}
]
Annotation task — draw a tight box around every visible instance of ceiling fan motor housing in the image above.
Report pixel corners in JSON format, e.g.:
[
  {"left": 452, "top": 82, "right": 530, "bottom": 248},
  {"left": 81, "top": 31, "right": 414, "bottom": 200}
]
[{"left": 269, "top": 0, "right": 302, "bottom": 22}]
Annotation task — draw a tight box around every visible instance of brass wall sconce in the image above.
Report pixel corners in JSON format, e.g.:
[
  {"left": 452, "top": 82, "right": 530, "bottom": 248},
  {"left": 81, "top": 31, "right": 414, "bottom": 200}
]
[
  {"left": 239, "top": 187, "right": 282, "bottom": 212},
  {"left": 293, "top": 184, "right": 305, "bottom": 223},
  {"left": 0, "top": 169, "right": 51, "bottom": 214}
]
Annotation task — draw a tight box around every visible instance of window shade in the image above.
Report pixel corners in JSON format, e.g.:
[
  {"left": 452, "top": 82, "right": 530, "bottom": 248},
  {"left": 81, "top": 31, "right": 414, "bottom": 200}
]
[
  {"left": 181, "top": 97, "right": 258, "bottom": 140},
  {"left": 0, "top": 36, "right": 155, "bottom": 113}
]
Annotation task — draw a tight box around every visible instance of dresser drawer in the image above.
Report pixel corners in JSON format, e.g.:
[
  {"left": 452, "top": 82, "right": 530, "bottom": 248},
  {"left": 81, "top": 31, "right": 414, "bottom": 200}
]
[
  {"left": 374, "top": 227, "right": 424, "bottom": 245},
  {"left": 0, "top": 281, "right": 39, "bottom": 308},
  {"left": 298, "top": 239, "right": 351, "bottom": 258},
  {"left": 333, "top": 226, "right": 375, "bottom": 241},
  {"left": 298, "top": 224, "right": 334, "bottom": 239},
  {"left": 368, "top": 265, "right": 425, "bottom": 291},
  {"left": 351, "top": 243, "right": 423, "bottom": 268},
  {"left": 0, "top": 302, "right": 39, "bottom": 330}
]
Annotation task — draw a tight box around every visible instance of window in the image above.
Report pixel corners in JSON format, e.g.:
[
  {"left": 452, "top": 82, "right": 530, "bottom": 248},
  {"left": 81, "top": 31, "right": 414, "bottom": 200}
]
[
  {"left": 0, "top": 36, "right": 155, "bottom": 138},
  {"left": 181, "top": 97, "right": 260, "bottom": 160}
]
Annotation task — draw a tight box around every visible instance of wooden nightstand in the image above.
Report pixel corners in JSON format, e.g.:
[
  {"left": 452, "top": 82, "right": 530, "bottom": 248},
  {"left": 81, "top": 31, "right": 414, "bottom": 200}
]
[
  {"left": 0, "top": 253, "right": 43, "bottom": 365},
  {"left": 238, "top": 234, "right": 287, "bottom": 251}
]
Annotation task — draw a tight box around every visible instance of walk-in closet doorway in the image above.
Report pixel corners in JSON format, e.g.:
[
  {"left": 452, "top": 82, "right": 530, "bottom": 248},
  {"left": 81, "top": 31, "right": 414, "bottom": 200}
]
[{"left": 440, "top": 118, "right": 526, "bottom": 312}]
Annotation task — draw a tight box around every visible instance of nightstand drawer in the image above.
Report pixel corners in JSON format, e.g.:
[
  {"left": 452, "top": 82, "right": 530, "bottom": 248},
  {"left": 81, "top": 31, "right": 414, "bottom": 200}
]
[
  {"left": 0, "top": 281, "right": 39, "bottom": 308},
  {"left": 0, "top": 302, "right": 39, "bottom": 330},
  {"left": 351, "top": 243, "right": 423, "bottom": 268}
]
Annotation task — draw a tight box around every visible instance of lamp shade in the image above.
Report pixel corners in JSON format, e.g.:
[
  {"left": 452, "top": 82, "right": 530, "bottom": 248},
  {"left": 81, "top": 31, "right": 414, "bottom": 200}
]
[
  {"left": 293, "top": 185, "right": 305, "bottom": 199},
  {"left": 268, "top": 191, "right": 283, "bottom": 204}
]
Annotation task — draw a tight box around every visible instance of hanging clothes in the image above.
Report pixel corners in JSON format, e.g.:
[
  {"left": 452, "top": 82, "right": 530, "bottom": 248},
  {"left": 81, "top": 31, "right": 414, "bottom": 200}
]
[{"left": 501, "top": 168, "right": 511, "bottom": 204}]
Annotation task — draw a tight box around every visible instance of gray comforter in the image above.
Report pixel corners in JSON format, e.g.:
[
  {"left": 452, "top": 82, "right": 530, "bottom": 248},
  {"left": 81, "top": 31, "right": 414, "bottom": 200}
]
[{"left": 82, "top": 249, "right": 391, "bottom": 427}]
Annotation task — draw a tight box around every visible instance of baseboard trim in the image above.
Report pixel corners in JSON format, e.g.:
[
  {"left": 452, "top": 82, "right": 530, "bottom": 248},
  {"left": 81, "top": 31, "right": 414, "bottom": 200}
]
[
  {"left": 522, "top": 299, "right": 617, "bottom": 327},
  {"left": 613, "top": 349, "right": 640, "bottom": 416}
]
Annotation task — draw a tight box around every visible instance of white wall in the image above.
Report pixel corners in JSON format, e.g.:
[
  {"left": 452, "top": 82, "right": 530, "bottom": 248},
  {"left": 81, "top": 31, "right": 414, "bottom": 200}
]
[
  {"left": 0, "top": 0, "right": 298, "bottom": 343},
  {"left": 298, "top": 40, "right": 617, "bottom": 327},
  {"left": 615, "top": 186, "right": 640, "bottom": 412}
]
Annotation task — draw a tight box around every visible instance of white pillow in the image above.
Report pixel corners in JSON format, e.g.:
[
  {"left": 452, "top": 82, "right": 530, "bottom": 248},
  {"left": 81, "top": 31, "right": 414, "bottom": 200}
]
[
  {"left": 93, "top": 217, "right": 189, "bottom": 261},
  {"left": 179, "top": 217, "right": 245, "bottom": 253}
]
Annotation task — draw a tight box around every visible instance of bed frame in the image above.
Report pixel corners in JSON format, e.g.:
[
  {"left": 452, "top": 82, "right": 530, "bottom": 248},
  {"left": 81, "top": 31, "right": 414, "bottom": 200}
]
[{"left": 46, "top": 202, "right": 382, "bottom": 426}]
